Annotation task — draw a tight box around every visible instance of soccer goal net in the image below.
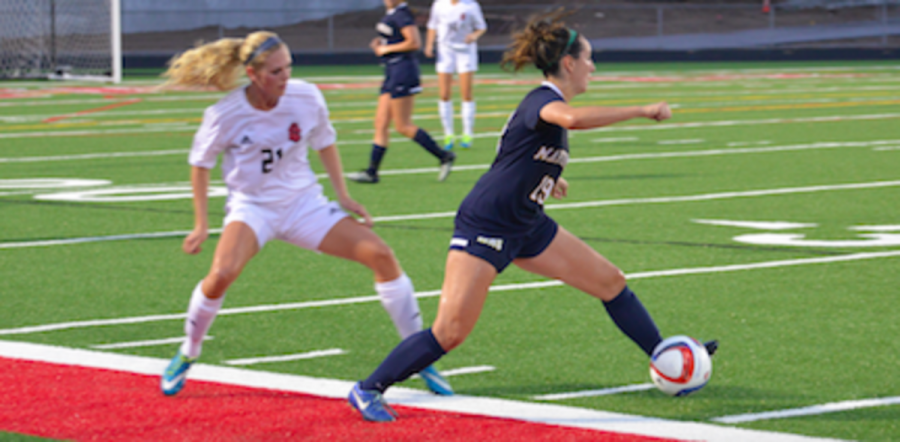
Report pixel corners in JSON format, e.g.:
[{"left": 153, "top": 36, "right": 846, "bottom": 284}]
[{"left": 0, "top": 0, "right": 121, "bottom": 82}]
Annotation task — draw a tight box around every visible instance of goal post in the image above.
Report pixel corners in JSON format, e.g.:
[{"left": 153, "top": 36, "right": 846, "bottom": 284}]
[{"left": 0, "top": 0, "right": 122, "bottom": 83}]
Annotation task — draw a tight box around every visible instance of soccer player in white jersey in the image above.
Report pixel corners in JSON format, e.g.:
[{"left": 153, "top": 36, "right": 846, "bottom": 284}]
[
  {"left": 157, "top": 31, "right": 452, "bottom": 397},
  {"left": 425, "top": 0, "right": 487, "bottom": 150}
]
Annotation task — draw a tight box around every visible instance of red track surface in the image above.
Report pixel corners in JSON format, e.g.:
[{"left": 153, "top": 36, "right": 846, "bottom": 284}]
[{"left": 0, "top": 357, "right": 681, "bottom": 441}]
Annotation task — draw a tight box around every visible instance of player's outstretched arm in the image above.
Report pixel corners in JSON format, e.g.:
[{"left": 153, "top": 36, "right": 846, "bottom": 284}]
[
  {"left": 183, "top": 166, "right": 211, "bottom": 254},
  {"left": 540, "top": 101, "right": 671, "bottom": 130},
  {"left": 318, "top": 145, "right": 373, "bottom": 227}
]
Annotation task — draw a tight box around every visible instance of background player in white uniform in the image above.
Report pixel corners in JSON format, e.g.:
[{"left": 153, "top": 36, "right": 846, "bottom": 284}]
[
  {"left": 425, "top": 0, "right": 487, "bottom": 150},
  {"left": 158, "top": 31, "right": 451, "bottom": 397}
]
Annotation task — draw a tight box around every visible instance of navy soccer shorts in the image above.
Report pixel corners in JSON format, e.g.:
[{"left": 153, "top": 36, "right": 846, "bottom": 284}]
[
  {"left": 448, "top": 214, "right": 559, "bottom": 273},
  {"left": 380, "top": 58, "right": 423, "bottom": 99}
]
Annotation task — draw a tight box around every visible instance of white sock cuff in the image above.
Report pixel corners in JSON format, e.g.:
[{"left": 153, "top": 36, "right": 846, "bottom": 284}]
[
  {"left": 375, "top": 273, "right": 414, "bottom": 297},
  {"left": 190, "top": 281, "right": 224, "bottom": 312}
]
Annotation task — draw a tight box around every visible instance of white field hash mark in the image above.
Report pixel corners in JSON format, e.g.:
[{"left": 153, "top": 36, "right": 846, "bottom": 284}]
[
  {"left": 533, "top": 383, "right": 656, "bottom": 400},
  {"left": 711, "top": 396, "right": 900, "bottom": 424},
  {"left": 1, "top": 250, "right": 899, "bottom": 337},
  {"left": 223, "top": 348, "right": 347, "bottom": 366},
  {"left": 91, "top": 336, "right": 210, "bottom": 350},
  {"left": 411, "top": 365, "right": 496, "bottom": 379}
]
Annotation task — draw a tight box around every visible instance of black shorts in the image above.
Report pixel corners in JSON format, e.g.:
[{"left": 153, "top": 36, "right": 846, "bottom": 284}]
[
  {"left": 380, "top": 57, "right": 422, "bottom": 99},
  {"left": 449, "top": 214, "right": 559, "bottom": 273}
]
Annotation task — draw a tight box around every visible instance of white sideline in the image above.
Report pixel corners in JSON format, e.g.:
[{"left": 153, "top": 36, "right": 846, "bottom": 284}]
[
  {"left": 711, "top": 396, "right": 900, "bottom": 424},
  {"left": 1, "top": 250, "right": 899, "bottom": 337},
  {"left": 0, "top": 340, "right": 842, "bottom": 442}
]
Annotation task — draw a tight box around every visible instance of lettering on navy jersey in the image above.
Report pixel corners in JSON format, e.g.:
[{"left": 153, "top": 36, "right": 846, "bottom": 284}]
[
  {"left": 376, "top": 22, "right": 393, "bottom": 36},
  {"left": 476, "top": 235, "right": 504, "bottom": 251},
  {"left": 532, "top": 145, "right": 569, "bottom": 167}
]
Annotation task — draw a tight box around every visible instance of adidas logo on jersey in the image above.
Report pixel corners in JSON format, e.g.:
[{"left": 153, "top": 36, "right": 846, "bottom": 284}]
[
  {"left": 240, "top": 135, "right": 253, "bottom": 145},
  {"left": 533, "top": 145, "right": 569, "bottom": 167},
  {"left": 476, "top": 236, "right": 504, "bottom": 251}
]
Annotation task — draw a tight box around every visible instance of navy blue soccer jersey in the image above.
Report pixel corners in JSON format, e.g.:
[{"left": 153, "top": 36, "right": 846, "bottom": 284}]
[
  {"left": 376, "top": 2, "right": 416, "bottom": 61},
  {"left": 456, "top": 83, "right": 569, "bottom": 235}
]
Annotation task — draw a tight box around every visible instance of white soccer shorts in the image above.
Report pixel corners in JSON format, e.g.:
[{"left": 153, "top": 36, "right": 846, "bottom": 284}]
[
  {"left": 436, "top": 43, "right": 479, "bottom": 74},
  {"left": 223, "top": 187, "right": 348, "bottom": 251}
]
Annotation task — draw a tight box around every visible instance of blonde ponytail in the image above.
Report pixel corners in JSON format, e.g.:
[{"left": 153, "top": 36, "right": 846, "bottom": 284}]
[{"left": 162, "top": 31, "right": 287, "bottom": 91}]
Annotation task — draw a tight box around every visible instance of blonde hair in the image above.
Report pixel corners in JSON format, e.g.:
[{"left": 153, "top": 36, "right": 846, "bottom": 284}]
[
  {"left": 501, "top": 9, "right": 583, "bottom": 78},
  {"left": 162, "top": 31, "right": 288, "bottom": 91}
]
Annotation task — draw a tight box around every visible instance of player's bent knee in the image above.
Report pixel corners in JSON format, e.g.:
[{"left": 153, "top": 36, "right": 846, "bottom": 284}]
[
  {"left": 433, "top": 321, "right": 470, "bottom": 351},
  {"left": 208, "top": 265, "right": 241, "bottom": 286}
]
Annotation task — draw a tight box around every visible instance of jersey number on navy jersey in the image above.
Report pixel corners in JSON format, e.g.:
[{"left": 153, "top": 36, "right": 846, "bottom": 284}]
[
  {"left": 529, "top": 175, "right": 556, "bottom": 206},
  {"left": 261, "top": 148, "right": 283, "bottom": 173}
]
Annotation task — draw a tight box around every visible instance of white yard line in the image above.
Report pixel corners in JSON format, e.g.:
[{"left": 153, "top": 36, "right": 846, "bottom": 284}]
[
  {"left": 91, "top": 336, "right": 210, "bottom": 350},
  {"left": 658, "top": 139, "right": 705, "bottom": 145},
  {"left": 1, "top": 112, "right": 899, "bottom": 139},
  {"left": 0, "top": 340, "right": 843, "bottom": 442},
  {"left": 223, "top": 348, "right": 347, "bottom": 366},
  {"left": 711, "top": 396, "right": 900, "bottom": 424},
  {"left": 533, "top": 383, "right": 657, "bottom": 401},
  {"left": 1, "top": 250, "right": 898, "bottom": 337},
  {"left": 4, "top": 178, "right": 900, "bottom": 247}
]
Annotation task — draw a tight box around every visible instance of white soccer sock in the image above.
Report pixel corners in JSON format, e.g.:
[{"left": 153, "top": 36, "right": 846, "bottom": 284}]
[
  {"left": 376, "top": 273, "right": 422, "bottom": 339},
  {"left": 180, "top": 281, "right": 225, "bottom": 359},
  {"left": 462, "top": 101, "right": 476, "bottom": 136},
  {"left": 438, "top": 100, "right": 455, "bottom": 137}
]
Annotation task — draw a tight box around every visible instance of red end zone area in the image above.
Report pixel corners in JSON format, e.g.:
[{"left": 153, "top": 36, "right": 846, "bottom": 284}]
[{"left": 0, "top": 357, "right": 679, "bottom": 442}]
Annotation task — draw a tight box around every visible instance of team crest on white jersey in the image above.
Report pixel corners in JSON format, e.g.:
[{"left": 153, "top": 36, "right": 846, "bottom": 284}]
[
  {"left": 289, "top": 123, "right": 301, "bottom": 142},
  {"left": 376, "top": 23, "right": 393, "bottom": 36},
  {"left": 476, "top": 235, "right": 504, "bottom": 251},
  {"left": 533, "top": 145, "right": 569, "bottom": 167}
]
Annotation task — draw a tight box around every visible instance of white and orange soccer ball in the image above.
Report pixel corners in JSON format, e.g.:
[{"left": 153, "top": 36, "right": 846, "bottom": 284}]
[{"left": 649, "top": 335, "right": 712, "bottom": 396}]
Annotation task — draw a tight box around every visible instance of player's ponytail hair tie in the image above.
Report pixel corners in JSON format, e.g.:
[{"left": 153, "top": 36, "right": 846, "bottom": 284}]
[{"left": 244, "top": 36, "right": 283, "bottom": 66}]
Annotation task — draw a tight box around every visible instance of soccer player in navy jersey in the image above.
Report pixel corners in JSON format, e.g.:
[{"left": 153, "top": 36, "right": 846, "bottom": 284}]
[
  {"left": 349, "top": 11, "right": 713, "bottom": 422},
  {"left": 347, "top": 0, "right": 456, "bottom": 184}
]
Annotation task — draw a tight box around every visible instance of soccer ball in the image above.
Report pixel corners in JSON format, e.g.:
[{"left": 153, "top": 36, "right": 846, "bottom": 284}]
[{"left": 649, "top": 335, "right": 712, "bottom": 396}]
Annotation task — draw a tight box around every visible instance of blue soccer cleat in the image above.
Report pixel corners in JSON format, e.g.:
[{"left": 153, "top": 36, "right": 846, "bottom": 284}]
[
  {"left": 419, "top": 365, "right": 454, "bottom": 395},
  {"left": 348, "top": 382, "right": 397, "bottom": 422},
  {"left": 443, "top": 134, "right": 455, "bottom": 151},
  {"left": 459, "top": 134, "right": 473, "bottom": 149},
  {"left": 160, "top": 350, "right": 196, "bottom": 396}
]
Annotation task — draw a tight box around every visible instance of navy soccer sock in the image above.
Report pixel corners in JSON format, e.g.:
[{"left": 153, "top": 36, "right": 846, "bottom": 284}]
[
  {"left": 603, "top": 286, "right": 663, "bottom": 356},
  {"left": 413, "top": 128, "right": 450, "bottom": 161},
  {"left": 367, "top": 144, "right": 387, "bottom": 175},
  {"left": 360, "top": 328, "right": 446, "bottom": 393}
]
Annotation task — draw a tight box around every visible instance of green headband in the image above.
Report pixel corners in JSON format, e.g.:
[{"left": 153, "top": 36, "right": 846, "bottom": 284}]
[{"left": 551, "top": 28, "right": 578, "bottom": 68}]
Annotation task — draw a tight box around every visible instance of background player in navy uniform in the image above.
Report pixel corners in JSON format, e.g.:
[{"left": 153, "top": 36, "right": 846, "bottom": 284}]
[
  {"left": 348, "top": 11, "right": 715, "bottom": 422},
  {"left": 347, "top": 0, "right": 456, "bottom": 184}
]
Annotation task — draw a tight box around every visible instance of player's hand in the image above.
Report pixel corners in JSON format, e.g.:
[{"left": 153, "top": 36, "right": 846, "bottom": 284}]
[
  {"left": 424, "top": 45, "right": 434, "bottom": 58},
  {"left": 551, "top": 177, "right": 569, "bottom": 199},
  {"left": 183, "top": 227, "right": 208, "bottom": 254},
  {"left": 464, "top": 34, "right": 478, "bottom": 44},
  {"left": 643, "top": 102, "right": 672, "bottom": 122},
  {"left": 370, "top": 38, "right": 384, "bottom": 56},
  {"left": 340, "top": 196, "right": 374, "bottom": 228}
]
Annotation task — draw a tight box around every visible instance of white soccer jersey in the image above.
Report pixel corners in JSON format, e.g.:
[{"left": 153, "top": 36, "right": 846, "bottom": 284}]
[
  {"left": 428, "top": 0, "right": 487, "bottom": 48},
  {"left": 189, "top": 79, "right": 337, "bottom": 205}
]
